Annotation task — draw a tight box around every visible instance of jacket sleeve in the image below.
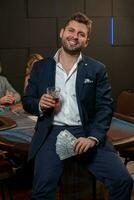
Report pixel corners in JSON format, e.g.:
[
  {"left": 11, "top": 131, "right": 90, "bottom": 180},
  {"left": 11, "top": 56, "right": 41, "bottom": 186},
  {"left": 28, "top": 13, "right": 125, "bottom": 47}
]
[{"left": 88, "top": 65, "right": 113, "bottom": 143}]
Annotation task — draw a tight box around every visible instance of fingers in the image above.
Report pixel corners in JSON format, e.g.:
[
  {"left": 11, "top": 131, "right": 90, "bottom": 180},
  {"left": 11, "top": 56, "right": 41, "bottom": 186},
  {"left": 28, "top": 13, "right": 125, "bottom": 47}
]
[
  {"left": 73, "top": 137, "right": 96, "bottom": 154},
  {"left": 39, "top": 94, "right": 56, "bottom": 110},
  {"left": 6, "top": 95, "right": 15, "bottom": 103},
  {"left": 1, "top": 95, "right": 14, "bottom": 104},
  {"left": 74, "top": 138, "right": 87, "bottom": 154}
]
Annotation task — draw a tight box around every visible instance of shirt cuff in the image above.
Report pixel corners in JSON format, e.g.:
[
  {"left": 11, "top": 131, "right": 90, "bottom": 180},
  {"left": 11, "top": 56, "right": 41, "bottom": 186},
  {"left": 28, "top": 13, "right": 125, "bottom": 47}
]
[
  {"left": 87, "top": 136, "right": 99, "bottom": 145},
  {"left": 39, "top": 103, "right": 44, "bottom": 117}
]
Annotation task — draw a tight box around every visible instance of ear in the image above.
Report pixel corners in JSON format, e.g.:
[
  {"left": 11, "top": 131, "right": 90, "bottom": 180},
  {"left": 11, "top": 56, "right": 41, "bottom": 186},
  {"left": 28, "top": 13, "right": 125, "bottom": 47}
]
[
  {"left": 84, "top": 38, "right": 89, "bottom": 48},
  {"left": 60, "top": 28, "right": 64, "bottom": 39}
]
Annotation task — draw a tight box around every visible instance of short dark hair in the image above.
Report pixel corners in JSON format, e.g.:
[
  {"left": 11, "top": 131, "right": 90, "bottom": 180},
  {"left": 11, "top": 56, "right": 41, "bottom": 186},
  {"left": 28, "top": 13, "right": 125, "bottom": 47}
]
[{"left": 64, "top": 12, "right": 92, "bottom": 36}]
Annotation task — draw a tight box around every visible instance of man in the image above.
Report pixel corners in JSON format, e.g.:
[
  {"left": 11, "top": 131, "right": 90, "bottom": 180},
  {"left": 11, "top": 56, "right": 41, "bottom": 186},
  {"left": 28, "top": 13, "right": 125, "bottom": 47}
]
[{"left": 22, "top": 12, "right": 133, "bottom": 200}]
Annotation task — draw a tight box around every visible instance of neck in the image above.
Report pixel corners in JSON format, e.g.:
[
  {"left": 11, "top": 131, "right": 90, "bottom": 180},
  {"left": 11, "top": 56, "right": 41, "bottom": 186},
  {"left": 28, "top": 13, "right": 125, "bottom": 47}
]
[{"left": 59, "top": 48, "right": 80, "bottom": 73}]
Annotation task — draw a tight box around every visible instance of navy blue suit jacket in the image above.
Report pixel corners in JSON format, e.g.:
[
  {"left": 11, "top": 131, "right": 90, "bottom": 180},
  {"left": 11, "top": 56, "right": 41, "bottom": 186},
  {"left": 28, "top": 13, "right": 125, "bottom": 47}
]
[{"left": 22, "top": 55, "right": 113, "bottom": 160}]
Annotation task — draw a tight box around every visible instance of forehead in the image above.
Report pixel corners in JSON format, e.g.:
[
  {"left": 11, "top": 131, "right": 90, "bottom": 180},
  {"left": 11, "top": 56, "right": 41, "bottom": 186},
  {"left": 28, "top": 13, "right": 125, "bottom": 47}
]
[{"left": 65, "top": 20, "right": 88, "bottom": 34}]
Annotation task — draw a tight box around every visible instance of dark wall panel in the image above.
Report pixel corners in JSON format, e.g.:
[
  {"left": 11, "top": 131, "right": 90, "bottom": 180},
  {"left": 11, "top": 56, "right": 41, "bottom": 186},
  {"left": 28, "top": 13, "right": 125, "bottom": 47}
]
[
  {"left": 0, "top": 49, "right": 28, "bottom": 95},
  {"left": 0, "top": 0, "right": 26, "bottom": 17},
  {"left": 85, "top": 0, "right": 111, "bottom": 16},
  {"left": 89, "top": 17, "right": 110, "bottom": 46},
  {"left": 28, "top": 0, "right": 56, "bottom": 17},
  {"left": 29, "top": 18, "right": 57, "bottom": 47},
  {"left": 0, "top": 18, "right": 28, "bottom": 48},
  {"left": 28, "top": 0, "right": 84, "bottom": 17},
  {"left": 113, "top": 0, "right": 134, "bottom": 16},
  {"left": 112, "top": 47, "right": 134, "bottom": 100},
  {"left": 114, "top": 17, "right": 134, "bottom": 45},
  {"left": 56, "top": 0, "right": 84, "bottom": 17},
  {"left": 30, "top": 47, "right": 57, "bottom": 58},
  {"left": 83, "top": 46, "right": 114, "bottom": 85}
]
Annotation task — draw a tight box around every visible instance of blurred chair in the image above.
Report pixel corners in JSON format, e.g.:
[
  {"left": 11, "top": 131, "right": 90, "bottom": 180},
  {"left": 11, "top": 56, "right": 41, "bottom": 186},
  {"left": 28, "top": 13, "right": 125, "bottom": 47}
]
[
  {"left": 114, "top": 89, "right": 134, "bottom": 123},
  {"left": 0, "top": 150, "right": 14, "bottom": 200},
  {"left": 114, "top": 89, "right": 134, "bottom": 165},
  {"left": 57, "top": 160, "right": 97, "bottom": 200}
]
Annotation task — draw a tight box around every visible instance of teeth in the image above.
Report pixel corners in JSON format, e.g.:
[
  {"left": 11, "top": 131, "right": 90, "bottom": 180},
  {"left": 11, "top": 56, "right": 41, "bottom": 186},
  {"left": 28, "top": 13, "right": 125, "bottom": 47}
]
[{"left": 69, "top": 41, "right": 76, "bottom": 45}]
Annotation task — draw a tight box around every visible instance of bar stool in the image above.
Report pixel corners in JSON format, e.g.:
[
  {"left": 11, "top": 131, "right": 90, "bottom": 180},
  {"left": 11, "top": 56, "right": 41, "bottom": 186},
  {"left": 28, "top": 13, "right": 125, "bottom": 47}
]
[
  {"left": 56, "top": 159, "right": 96, "bottom": 200},
  {"left": 0, "top": 151, "right": 14, "bottom": 200}
]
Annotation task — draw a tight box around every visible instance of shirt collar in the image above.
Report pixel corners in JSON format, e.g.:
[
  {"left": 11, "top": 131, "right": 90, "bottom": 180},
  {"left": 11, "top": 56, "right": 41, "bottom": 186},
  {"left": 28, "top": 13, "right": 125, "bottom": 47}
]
[{"left": 54, "top": 49, "right": 82, "bottom": 66}]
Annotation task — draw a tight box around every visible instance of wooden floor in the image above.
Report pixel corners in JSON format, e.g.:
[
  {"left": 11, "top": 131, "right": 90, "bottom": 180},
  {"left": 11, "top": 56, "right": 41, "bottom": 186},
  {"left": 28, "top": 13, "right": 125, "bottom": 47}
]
[
  {"left": 12, "top": 186, "right": 134, "bottom": 200},
  {"left": 1, "top": 182, "right": 134, "bottom": 200}
]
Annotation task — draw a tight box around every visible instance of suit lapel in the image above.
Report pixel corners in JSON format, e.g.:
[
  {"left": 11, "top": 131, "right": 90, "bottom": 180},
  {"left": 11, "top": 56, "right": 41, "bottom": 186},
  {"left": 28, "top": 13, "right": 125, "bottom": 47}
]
[
  {"left": 76, "top": 59, "right": 88, "bottom": 98},
  {"left": 47, "top": 59, "right": 56, "bottom": 87},
  {"left": 44, "top": 58, "right": 56, "bottom": 88}
]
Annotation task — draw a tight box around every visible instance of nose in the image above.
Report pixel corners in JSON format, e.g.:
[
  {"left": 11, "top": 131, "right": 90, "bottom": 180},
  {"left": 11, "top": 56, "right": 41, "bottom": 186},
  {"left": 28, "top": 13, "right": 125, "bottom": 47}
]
[{"left": 72, "top": 32, "right": 78, "bottom": 39}]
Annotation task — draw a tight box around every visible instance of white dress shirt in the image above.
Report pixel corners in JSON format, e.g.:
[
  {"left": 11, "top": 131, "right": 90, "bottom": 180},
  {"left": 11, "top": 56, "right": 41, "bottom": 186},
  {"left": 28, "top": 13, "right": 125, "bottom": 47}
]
[{"left": 53, "top": 50, "right": 82, "bottom": 126}]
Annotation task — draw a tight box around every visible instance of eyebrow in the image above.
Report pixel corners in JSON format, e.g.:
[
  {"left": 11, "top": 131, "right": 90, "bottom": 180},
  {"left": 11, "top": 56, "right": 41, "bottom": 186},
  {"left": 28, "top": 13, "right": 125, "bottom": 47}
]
[{"left": 67, "top": 27, "right": 87, "bottom": 35}]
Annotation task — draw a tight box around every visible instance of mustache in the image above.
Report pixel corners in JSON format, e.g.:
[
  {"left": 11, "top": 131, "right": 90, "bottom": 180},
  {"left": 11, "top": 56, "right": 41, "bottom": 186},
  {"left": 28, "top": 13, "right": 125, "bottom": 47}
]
[{"left": 67, "top": 36, "right": 79, "bottom": 42}]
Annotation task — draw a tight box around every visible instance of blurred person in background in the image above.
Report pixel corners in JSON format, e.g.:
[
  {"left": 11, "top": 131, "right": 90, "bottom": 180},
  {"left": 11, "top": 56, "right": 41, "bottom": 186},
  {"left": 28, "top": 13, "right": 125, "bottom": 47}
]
[
  {"left": 10, "top": 53, "right": 44, "bottom": 112},
  {"left": 0, "top": 61, "right": 21, "bottom": 106},
  {"left": 24, "top": 53, "right": 44, "bottom": 90}
]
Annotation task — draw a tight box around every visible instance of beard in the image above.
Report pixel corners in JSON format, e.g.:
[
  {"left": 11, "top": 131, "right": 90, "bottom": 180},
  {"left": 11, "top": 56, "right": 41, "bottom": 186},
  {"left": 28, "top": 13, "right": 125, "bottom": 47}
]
[{"left": 61, "top": 38, "right": 83, "bottom": 55}]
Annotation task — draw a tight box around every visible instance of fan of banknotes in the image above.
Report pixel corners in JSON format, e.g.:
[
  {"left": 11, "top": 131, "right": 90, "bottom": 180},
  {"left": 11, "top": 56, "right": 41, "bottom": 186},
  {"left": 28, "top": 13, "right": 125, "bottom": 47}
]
[{"left": 56, "top": 129, "right": 77, "bottom": 160}]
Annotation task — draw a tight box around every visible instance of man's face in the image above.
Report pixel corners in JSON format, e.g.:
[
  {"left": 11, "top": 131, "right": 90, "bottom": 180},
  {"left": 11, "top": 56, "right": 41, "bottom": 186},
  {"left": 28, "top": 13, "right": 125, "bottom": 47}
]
[{"left": 60, "top": 20, "right": 89, "bottom": 55}]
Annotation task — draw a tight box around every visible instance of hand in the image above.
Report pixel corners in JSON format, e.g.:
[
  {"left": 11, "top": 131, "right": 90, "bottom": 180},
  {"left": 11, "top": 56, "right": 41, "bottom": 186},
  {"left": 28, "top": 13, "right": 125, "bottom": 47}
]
[
  {"left": 0, "top": 95, "right": 15, "bottom": 105},
  {"left": 39, "top": 93, "right": 58, "bottom": 111},
  {"left": 73, "top": 137, "right": 96, "bottom": 154}
]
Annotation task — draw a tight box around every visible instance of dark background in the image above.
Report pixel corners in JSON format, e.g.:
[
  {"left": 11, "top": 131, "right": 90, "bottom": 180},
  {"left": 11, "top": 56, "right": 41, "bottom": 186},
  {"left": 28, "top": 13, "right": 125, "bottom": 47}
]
[{"left": 0, "top": 0, "right": 134, "bottom": 108}]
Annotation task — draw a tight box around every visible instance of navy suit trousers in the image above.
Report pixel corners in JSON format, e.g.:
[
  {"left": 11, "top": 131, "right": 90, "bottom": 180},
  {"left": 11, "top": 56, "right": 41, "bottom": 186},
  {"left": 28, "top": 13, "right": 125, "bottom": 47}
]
[{"left": 32, "top": 125, "right": 133, "bottom": 200}]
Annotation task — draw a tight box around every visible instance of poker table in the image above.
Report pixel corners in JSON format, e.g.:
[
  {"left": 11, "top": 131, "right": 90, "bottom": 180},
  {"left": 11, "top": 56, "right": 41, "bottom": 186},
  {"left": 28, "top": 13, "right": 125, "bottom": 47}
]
[
  {"left": 0, "top": 110, "right": 134, "bottom": 158},
  {"left": 107, "top": 114, "right": 134, "bottom": 164},
  {"left": 0, "top": 110, "right": 36, "bottom": 159},
  {"left": 107, "top": 115, "right": 134, "bottom": 150}
]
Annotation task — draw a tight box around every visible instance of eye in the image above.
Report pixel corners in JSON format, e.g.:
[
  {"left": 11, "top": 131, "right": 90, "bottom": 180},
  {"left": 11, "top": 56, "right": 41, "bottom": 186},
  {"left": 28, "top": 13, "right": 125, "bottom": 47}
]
[
  {"left": 79, "top": 32, "right": 86, "bottom": 38},
  {"left": 68, "top": 28, "right": 74, "bottom": 33}
]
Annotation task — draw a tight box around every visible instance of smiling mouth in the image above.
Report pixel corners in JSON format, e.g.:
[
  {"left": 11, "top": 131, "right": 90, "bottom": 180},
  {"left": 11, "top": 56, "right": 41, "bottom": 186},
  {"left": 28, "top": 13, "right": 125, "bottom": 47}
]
[{"left": 68, "top": 40, "right": 78, "bottom": 46}]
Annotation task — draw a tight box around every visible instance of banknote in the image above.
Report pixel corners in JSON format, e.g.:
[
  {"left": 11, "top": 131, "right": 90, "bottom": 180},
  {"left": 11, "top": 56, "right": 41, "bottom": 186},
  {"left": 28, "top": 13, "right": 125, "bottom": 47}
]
[{"left": 56, "top": 129, "right": 77, "bottom": 160}]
